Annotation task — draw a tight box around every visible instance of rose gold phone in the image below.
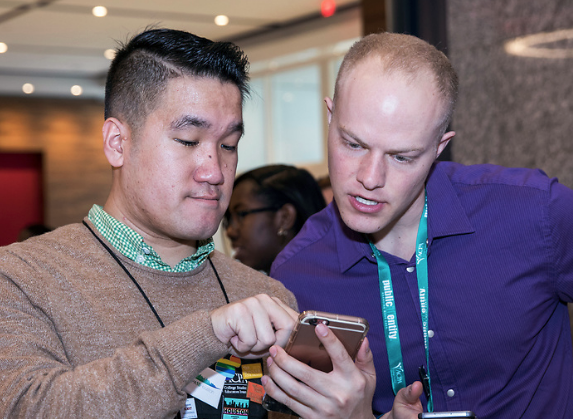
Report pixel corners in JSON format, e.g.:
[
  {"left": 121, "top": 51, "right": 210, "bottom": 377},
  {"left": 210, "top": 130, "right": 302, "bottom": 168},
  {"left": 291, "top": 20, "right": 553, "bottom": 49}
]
[
  {"left": 285, "top": 310, "right": 369, "bottom": 373},
  {"left": 263, "top": 310, "right": 369, "bottom": 414}
]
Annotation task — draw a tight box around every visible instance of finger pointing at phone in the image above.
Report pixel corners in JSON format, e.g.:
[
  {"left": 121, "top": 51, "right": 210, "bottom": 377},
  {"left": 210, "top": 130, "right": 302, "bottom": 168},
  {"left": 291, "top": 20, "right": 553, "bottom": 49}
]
[
  {"left": 210, "top": 294, "right": 298, "bottom": 357},
  {"left": 263, "top": 322, "right": 377, "bottom": 419}
]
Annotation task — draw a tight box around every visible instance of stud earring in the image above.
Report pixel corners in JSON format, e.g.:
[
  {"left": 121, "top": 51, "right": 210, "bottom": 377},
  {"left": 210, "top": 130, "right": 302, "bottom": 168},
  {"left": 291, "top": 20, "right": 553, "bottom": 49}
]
[{"left": 277, "top": 229, "right": 287, "bottom": 237}]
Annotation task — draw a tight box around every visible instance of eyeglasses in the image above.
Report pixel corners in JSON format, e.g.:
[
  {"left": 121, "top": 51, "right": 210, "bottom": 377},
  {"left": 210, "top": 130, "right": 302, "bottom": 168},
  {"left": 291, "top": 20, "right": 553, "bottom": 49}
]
[{"left": 223, "top": 206, "right": 279, "bottom": 229}]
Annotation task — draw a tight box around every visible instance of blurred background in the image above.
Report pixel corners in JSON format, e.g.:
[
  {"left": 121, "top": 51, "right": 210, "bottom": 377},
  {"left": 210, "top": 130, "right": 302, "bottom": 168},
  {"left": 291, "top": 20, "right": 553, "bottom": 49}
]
[{"left": 1, "top": 0, "right": 572, "bottom": 247}]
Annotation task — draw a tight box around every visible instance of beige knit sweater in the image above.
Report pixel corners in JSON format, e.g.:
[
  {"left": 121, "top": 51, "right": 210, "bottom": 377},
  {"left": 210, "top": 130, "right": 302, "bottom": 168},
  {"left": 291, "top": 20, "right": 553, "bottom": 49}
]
[{"left": 0, "top": 220, "right": 298, "bottom": 418}]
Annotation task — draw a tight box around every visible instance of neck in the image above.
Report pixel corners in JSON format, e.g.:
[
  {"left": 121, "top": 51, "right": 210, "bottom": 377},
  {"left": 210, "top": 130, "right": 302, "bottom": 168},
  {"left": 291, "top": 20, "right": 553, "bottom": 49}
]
[
  {"left": 369, "top": 193, "right": 425, "bottom": 261},
  {"left": 370, "top": 224, "right": 419, "bottom": 261}
]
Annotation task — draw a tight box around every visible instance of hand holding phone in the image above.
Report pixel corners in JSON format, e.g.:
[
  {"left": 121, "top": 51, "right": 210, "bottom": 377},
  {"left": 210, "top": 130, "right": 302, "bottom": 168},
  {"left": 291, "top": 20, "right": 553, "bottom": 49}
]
[{"left": 263, "top": 310, "right": 369, "bottom": 414}]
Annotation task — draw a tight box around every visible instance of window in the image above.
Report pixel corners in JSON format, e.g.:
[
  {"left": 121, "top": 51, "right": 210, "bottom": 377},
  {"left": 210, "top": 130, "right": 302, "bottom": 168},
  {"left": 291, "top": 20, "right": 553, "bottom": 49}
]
[
  {"left": 270, "top": 65, "right": 323, "bottom": 165},
  {"left": 237, "top": 39, "right": 358, "bottom": 174},
  {"left": 238, "top": 78, "right": 266, "bottom": 174}
]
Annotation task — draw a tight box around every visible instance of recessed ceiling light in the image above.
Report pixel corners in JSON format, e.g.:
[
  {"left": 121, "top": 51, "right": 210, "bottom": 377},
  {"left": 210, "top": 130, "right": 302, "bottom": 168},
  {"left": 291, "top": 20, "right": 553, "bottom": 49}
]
[
  {"left": 104, "top": 49, "right": 115, "bottom": 60},
  {"left": 0, "top": 42, "right": 7, "bottom": 53},
  {"left": 71, "top": 85, "right": 83, "bottom": 96},
  {"left": 214, "top": 15, "right": 229, "bottom": 26},
  {"left": 92, "top": 6, "right": 108, "bottom": 17},
  {"left": 505, "top": 28, "right": 573, "bottom": 59},
  {"left": 22, "top": 83, "right": 34, "bottom": 94}
]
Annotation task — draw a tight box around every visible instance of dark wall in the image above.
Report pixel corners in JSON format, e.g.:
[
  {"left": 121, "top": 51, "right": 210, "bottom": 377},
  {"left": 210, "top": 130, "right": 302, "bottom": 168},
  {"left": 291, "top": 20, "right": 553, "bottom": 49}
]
[{"left": 447, "top": 0, "right": 573, "bottom": 187}]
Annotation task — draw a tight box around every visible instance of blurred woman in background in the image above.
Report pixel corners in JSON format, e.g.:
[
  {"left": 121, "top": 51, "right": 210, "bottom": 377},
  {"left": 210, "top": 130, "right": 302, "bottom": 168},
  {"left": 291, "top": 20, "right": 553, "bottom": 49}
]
[{"left": 224, "top": 164, "right": 326, "bottom": 273}]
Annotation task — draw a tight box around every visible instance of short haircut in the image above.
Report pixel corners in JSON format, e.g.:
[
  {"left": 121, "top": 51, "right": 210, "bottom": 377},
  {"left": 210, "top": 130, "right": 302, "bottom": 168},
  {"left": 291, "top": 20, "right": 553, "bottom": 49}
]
[
  {"left": 334, "top": 32, "right": 459, "bottom": 135},
  {"left": 104, "top": 28, "right": 250, "bottom": 133},
  {"left": 228, "top": 165, "right": 326, "bottom": 235}
]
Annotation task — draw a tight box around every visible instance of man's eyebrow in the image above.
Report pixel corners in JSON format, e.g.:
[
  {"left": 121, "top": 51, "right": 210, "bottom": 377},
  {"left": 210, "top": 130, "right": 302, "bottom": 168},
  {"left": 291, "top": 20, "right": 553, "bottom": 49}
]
[
  {"left": 339, "top": 126, "right": 365, "bottom": 146},
  {"left": 339, "top": 127, "right": 424, "bottom": 154},
  {"left": 171, "top": 115, "right": 211, "bottom": 130},
  {"left": 229, "top": 122, "right": 245, "bottom": 137},
  {"left": 387, "top": 147, "right": 425, "bottom": 154},
  {"left": 170, "top": 115, "right": 244, "bottom": 136}
]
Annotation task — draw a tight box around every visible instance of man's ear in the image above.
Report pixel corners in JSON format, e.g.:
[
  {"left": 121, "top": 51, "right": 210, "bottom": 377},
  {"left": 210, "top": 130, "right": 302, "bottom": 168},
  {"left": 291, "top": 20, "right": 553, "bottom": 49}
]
[
  {"left": 275, "top": 203, "right": 297, "bottom": 233},
  {"left": 324, "top": 97, "right": 334, "bottom": 124},
  {"left": 102, "top": 117, "right": 129, "bottom": 168},
  {"left": 436, "top": 131, "right": 455, "bottom": 159}
]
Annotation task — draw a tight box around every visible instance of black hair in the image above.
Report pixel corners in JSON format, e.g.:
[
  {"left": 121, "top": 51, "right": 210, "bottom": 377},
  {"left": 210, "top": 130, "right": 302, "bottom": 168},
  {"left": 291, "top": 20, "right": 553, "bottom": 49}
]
[
  {"left": 104, "top": 28, "right": 249, "bottom": 132},
  {"left": 230, "top": 165, "right": 326, "bottom": 235},
  {"left": 316, "top": 175, "right": 331, "bottom": 189}
]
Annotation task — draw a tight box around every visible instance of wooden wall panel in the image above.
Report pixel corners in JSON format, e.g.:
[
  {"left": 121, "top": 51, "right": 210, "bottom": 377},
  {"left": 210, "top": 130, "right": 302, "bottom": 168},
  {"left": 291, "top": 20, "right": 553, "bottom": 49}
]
[{"left": 0, "top": 97, "right": 110, "bottom": 229}]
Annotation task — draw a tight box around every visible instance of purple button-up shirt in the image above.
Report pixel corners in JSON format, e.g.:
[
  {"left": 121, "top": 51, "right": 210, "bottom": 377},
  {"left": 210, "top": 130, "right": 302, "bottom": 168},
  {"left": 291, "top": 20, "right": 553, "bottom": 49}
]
[{"left": 271, "top": 162, "right": 573, "bottom": 418}]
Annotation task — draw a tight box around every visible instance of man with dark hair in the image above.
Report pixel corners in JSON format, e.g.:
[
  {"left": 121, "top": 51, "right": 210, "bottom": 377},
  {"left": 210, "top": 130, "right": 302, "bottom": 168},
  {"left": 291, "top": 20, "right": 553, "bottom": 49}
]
[
  {"left": 104, "top": 28, "right": 250, "bottom": 133},
  {"left": 265, "top": 32, "right": 573, "bottom": 419},
  {"left": 0, "top": 28, "right": 298, "bottom": 418}
]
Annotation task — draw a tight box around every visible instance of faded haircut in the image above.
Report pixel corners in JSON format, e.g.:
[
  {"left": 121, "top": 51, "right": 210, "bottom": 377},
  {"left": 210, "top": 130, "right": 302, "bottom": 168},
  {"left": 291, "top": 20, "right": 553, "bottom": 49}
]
[
  {"left": 334, "top": 32, "right": 458, "bottom": 135},
  {"left": 104, "top": 28, "right": 249, "bottom": 134}
]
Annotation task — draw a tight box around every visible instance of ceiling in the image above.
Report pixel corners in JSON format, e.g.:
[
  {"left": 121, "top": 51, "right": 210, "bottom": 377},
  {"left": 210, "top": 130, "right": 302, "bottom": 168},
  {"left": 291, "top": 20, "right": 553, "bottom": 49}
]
[{"left": 0, "top": 0, "right": 359, "bottom": 98}]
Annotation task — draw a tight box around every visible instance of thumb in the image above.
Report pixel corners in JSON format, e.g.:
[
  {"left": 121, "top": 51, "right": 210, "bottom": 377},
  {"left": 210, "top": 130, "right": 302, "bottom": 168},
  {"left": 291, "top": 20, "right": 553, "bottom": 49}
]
[
  {"left": 355, "top": 337, "right": 376, "bottom": 377},
  {"left": 383, "top": 382, "right": 423, "bottom": 419},
  {"left": 398, "top": 381, "right": 424, "bottom": 405}
]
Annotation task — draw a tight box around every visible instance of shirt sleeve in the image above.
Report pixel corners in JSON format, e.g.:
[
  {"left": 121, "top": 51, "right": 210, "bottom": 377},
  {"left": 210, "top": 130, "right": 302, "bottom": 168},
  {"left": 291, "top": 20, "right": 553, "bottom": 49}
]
[{"left": 546, "top": 178, "right": 573, "bottom": 302}]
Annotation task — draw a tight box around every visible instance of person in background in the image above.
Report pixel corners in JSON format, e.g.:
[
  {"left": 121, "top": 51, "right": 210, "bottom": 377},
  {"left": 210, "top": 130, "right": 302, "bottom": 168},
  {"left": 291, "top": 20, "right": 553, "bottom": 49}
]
[
  {"left": 225, "top": 164, "right": 326, "bottom": 274},
  {"left": 0, "top": 28, "right": 298, "bottom": 418},
  {"left": 265, "top": 32, "right": 573, "bottom": 418},
  {"left": 317, "top": 174, "right": 334, "bottom": 204}
]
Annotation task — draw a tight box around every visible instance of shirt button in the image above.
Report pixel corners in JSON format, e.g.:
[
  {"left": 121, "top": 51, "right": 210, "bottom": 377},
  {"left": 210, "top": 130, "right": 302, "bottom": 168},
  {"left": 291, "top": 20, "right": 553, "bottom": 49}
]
[
  {"left": 136, "top": 255, "right": 145, "bottom": 263},
  {"left": 428, "top": 330, "right": 435, "bottom": 338},
  {"left": 447, "top": 389, "right": 455, "bottom": 397},
  {"left": 142, "top": 247, "right": 150, "bottom": 255},
  {"left": 406, "top": 266, "right": 415, "bottom": 273}
]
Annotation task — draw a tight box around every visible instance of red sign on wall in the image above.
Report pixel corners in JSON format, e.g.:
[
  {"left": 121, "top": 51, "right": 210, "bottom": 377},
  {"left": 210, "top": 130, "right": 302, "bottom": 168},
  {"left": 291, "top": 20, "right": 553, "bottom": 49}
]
[{"left": 0, "top": 153, "right": 45, "bottom": 246}]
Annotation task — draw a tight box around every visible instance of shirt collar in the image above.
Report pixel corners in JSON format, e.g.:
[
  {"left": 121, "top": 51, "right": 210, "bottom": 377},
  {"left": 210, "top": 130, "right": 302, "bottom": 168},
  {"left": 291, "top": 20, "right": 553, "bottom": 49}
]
[
  {"left": 331, "top": 203, "right": 375, "bottom": 273},
  {"left": 87, "top": 205, "right": 214, "bottom": 273},
  {"left": 426, "top": 162, "right": 475, "bottom": 243},
  {"left": 332, "top": 162, "right": 475, "bottom": 273}
]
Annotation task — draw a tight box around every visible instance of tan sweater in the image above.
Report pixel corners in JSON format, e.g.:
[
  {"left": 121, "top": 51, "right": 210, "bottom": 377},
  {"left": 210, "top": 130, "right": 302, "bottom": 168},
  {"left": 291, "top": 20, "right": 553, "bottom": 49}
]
[{"left": 0, "top": 220, "right": 298, "bottom": 418}]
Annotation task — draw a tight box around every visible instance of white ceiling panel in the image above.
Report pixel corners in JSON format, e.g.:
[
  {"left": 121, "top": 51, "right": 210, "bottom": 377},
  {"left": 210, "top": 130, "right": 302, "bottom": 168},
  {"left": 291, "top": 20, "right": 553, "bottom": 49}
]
[{"left": 0, "top": 0, "right": 360, "bottom": 98}]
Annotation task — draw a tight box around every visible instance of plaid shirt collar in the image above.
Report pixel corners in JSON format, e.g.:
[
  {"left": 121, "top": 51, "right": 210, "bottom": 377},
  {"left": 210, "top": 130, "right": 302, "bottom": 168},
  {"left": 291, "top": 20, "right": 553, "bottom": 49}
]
[{"left": 87, "top": 205, "right": 214, "bottom": 273}]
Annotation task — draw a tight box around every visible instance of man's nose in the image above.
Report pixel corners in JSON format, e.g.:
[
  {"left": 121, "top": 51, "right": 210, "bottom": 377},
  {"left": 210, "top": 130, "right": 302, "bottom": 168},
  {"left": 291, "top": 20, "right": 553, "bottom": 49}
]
[
  {"left": 357, "top": 153, "right": 385, "bottom": 190},
  {"left": 194, "top": 147, "right": 224, "bottom": 185}
]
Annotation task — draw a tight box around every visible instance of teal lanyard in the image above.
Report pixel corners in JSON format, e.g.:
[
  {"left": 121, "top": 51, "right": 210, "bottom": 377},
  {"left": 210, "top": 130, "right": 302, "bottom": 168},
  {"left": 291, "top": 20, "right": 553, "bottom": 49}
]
[{"left": 369, "top": 193, "right": 433, "bottom": 412}]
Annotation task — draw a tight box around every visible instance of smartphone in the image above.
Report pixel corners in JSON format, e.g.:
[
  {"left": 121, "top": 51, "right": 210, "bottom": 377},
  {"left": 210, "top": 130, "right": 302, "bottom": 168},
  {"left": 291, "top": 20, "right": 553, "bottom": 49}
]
[
  {"left": 283, "top": 310, "right": 370, "bottom": 373},
  {"left": 263, "top": 310, "right": 369, "bottom": 414},
  {"left": 419, "top": 412, "right": 476, "bottom": 418}
]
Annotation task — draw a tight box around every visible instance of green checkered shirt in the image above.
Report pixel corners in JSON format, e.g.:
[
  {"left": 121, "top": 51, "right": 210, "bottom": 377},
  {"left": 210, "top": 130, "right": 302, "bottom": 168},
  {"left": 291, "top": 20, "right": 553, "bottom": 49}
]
[{"left": 88, "top": 205, "right": 214, "bottom": 272}]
